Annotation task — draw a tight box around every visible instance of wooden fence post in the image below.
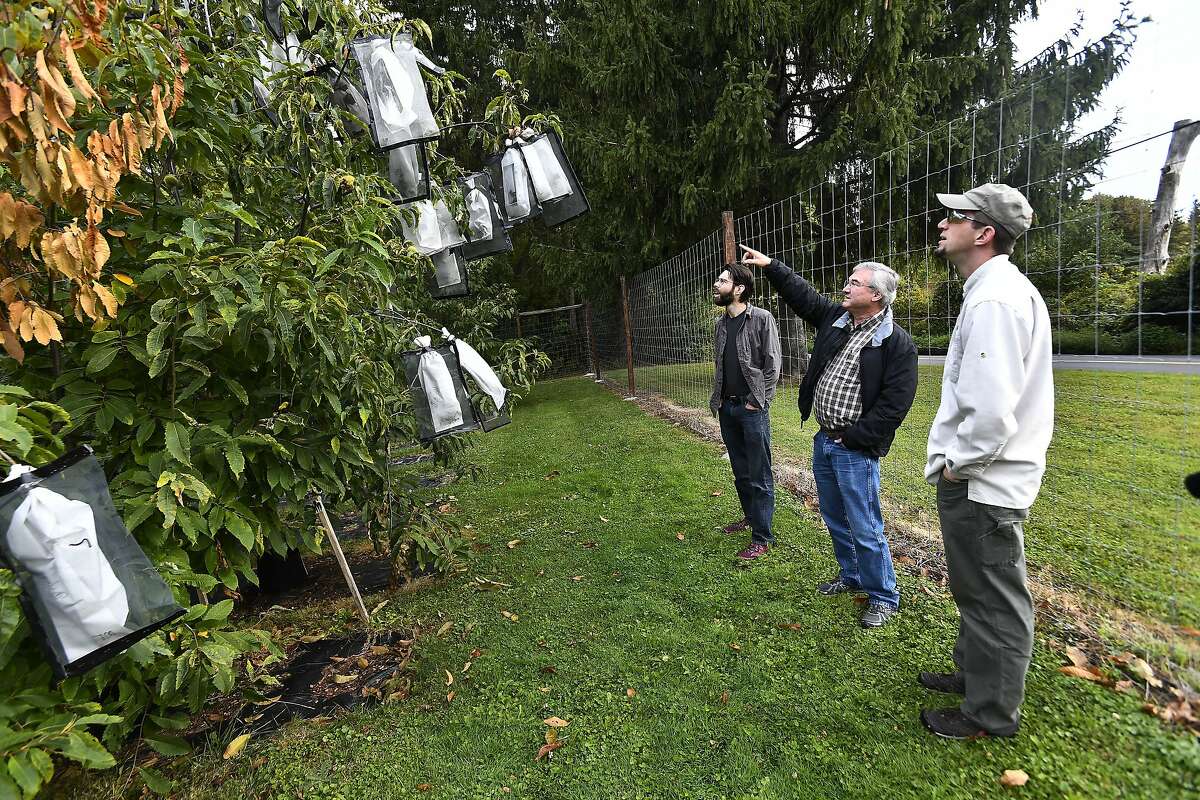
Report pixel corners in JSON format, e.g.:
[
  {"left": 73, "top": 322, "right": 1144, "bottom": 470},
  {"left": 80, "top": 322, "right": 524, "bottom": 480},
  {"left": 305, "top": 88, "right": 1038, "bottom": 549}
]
[
  {"left": 515, "top": 312, "right": 523, "bottom": 339},
  {"left": 722, "top": 210, "right": 736, "bottom": 265},
  {"left": 314, "top": 494, "right": 370, "bottom": 626},
  {"left": 620, "top": 276, "right": 636, "bottom": 396}
]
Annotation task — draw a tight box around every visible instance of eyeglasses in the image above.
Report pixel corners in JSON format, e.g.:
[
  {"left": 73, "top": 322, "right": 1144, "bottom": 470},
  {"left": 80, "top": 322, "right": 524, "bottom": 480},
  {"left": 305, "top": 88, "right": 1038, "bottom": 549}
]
[
  {"left": 946, "top": 209, "right": 979, "bottom": 224},
  {"left": 714, "top": 277, "right": 733, "bottom": 285},
  {"left": 844, "top": 278, "right": 872, "bottom": 289}
]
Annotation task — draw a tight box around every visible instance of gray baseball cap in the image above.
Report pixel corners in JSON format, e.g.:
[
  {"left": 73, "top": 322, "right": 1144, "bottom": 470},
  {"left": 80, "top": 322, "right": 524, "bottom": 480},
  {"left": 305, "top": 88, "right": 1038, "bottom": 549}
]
[{"left": 936, "top": 183, "right": 1033, "bottom": 238}]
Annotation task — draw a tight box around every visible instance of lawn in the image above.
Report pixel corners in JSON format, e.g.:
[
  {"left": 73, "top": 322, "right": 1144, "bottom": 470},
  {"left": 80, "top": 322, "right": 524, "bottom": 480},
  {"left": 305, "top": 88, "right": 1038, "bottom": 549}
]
[
  {"left": 72, "top": 378, "right": 1198, "bottom": 799},
  {"left": 619, "top": 361, "right": 1200, "bottom": 626}
]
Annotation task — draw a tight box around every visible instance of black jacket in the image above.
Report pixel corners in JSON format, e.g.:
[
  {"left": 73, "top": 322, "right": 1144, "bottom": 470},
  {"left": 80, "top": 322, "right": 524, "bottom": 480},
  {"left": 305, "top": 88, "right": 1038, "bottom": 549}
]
[{"left": 764, "top": 259, "right": 918, "bottom": 458}]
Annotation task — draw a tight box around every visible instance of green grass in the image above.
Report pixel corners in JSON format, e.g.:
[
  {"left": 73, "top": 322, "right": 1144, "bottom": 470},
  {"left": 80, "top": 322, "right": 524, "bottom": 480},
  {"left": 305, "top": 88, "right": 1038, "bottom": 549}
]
[
  {"left": 622, "top": 361, "right": 1200, "bottom": 625},
  {"left": 82, "top": 378, "right": 1198, "bottom": 799}
]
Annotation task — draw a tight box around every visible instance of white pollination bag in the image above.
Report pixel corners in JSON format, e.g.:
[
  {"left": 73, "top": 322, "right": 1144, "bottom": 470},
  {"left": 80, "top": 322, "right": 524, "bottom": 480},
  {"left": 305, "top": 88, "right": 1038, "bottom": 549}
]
[
  {"left": 401, "top": 200, "right": 464, "bottom": 256},
  {"left": 351, "top": 33, "right": 441, "bottom": 150},
  {"left": 465, "top": 186, "right": 493, "bottom": 241},
  {"left": 459, "top": 171, "right": 511, "bottom": 261},
  {"left": 500, "top": 147, "right": 537, "bottom": 222},
  {"left": 441, "top": 329, "right": 507, "bottom": 412},
  {"left": 0, "top": 447, "right": 184, "bottom": 677},
  {"left": 5, "top": 465, "right": 130, "bottom": 662},
  {"left": 519, "top": 135, "right": 573, "bottom": 202},
  {"left": 415, "top": 336, "right": 464, "bottom": 432},
  {"left": 401, "top": 338, "right": 479, "bottom": 441}
]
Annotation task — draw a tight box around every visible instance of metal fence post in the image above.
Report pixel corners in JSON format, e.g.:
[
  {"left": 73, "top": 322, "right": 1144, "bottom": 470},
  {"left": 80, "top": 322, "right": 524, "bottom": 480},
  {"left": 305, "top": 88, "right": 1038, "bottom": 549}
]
[
  {"left": 515, "top": 312, "right": 523, "bottom": 339},
  {"left": 585, "top": 301, "right": 602, "bottom": 381},
  {"left": 620, "top": 276, "right": 636, "bottom": 396}
]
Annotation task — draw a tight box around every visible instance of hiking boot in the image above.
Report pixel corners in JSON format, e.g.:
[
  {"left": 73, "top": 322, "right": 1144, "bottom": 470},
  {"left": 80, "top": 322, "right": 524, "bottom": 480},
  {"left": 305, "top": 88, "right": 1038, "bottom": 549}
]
[
  {"left": 920, "top": 708, "right": 1015, "bottom": 740},
  {"left": 720, "top": 517, "right": 750, "bottom": 534},
  {"left": 735, "top": 542, "right": 769, "bottom": 562},
  {"left": 918, "top": 671, "right": 965, "bottom": 695},
  {"left": 816, "top": 576, "right": 860, "bottom": 596},
  {"left": 859, "top": 601, "right": 898, "bottom": 628}
]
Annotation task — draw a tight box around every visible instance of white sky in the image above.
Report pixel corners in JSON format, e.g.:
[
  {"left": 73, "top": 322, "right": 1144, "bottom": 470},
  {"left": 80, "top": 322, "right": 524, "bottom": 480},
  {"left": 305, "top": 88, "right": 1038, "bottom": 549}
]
[{"left": 1013, "top": 0, "right": 1200, "bottom": 210}]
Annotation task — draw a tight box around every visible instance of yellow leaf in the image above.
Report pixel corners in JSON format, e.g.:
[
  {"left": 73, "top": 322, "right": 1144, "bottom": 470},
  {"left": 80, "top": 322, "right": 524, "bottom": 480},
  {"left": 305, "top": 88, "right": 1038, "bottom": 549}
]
[
  {"left": 1000, "top": 769, "right": 1029, "bottom": 788},
  {"left": 1058, "top": 665, "right": 1106, "bottom": 683},
  {"left": 507, "top": 539, "right": 521, "bottom": 549},
  {"left": 332, "top": 674, "right": 357, "bottom": 684},
  {"left": 223, "top": 733, "right": 251, "bottom": 760},
  {"left": 544, "top": 727, "right": 557, "bottom": 745},
  {"left": 35, "top": 51, "right": 75, "bottom": 118},
  {"left": 1126, "top": 657, "right": 1162, "bottom": 688},
  {"left": 113, "top": 272, "right": 134, "bottom": 285},
  {"left": 444, "top": 669, "right": 454, "bottom": 686},
  {"left": 59, "top": 37, "right": 99, "bottom": 103},
  {"left": 33, "top": 307, "right": 60, "bottom": 345},
  {"left": 436, "top": 621, "right": 453, "bottom": 637}
]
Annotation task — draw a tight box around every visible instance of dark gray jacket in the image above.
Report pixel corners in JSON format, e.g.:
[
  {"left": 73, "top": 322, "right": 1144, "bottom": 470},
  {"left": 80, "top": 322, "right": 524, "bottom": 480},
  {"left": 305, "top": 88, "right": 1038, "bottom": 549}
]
[{"left": 709, "top": 304, "right": 781, "bottom": 415}]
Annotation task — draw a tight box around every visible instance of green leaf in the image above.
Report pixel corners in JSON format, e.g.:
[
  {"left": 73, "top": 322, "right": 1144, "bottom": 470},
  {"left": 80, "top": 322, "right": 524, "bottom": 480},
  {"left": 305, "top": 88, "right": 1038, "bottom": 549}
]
[
  {"left": 182, "top": 219, "right": 206, "bottom": 252},
  {"left": 164, "top": 422, "right": 191, "bottom": 465},
  {"left": 73, "top": 713, "right": 122, "bottom": 726},
  {"left": 203, "top": 599, "right": 234, "bottom": 622},
  {"left": 214, "top": 200, "right": 260, "bottom": 230},
  {"left": 0, "top": 773, "right": 19, "bottom": 800},
  {"left": 26, "top": 750, "right": 51, "bottom": 783},
  {"left": 144, "top": 733, "right": 190, "bottom": 757},
  {"left": 221, "top": 376, "right": 249, "bottom": 405},
  {"left": 0, "top": 385, "right": 32, "bottom": 399},
  {"left": 55, "top": 731, "right": 115, "bottom": 769},
  {"left": 224, "top": 514, "right": 255, "bottom": 551},
  {"left": 224, "top": 443, "right": 245, "bottom": 477},
  {"left": 85, "top": 345, "right": 119, "bottom": 374},
  {"left": 137, "top": 766, "right": 174, "bottom": 796},
  {"left": 7, "top": 754, "right": 40, "bottom": 796},
  {"left": 155, "top": 487, "right": 177, "bottom": 529}
]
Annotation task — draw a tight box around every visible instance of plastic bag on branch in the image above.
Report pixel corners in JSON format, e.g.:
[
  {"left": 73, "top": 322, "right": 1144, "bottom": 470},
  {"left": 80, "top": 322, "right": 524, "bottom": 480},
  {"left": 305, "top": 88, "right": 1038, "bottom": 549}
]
[
  {"left": 488, "top": 145, "right": 541, "bottom": 226},
  {"left": 442, "top": 329, "right": 510, "bottom": 431},
  {"left": 386, "top": 143, "right": 431, "bottom": 203},
  {"left": 400, "top": 199, "right": 465, "bottom": 255},
  {"left": 0, "top": 448, "right": 184, "bottom": 678},
  {"left": 458, "top": 171, "right": 511, "bottom": 261},
  {"left": 351, "top": 33, "right": 442, "bottom": 151},
  {"left": 253, "top": 33, "right": 314, "bottom": 126},
  {"left": 325, "top": 67, "right": 373, "bottom": 139},
  {"left": 428, "top": 247, "right": 469, "bottom": 299},
  {"left": 401, "top": 337, "right": 479, "bottom": 442},
  {"left": 522, "top": 130, "right": 590, "bottom": 228}
]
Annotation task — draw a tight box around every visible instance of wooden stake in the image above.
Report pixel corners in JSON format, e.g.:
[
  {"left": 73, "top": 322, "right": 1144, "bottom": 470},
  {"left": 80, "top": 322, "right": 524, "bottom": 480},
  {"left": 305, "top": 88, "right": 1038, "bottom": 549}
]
[
  {"left": 620, "top": 275, "right": 636, "bottom": 396},
  {"left": 314, "top": 494, "right": 370, "bottom": 626}
]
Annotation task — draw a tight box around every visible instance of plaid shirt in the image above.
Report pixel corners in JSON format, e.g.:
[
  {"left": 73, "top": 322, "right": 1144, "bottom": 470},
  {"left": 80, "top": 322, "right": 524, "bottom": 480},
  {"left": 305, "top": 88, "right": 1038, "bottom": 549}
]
[{"left": 813, "top": 310, "right": 886, "bottom": 432}]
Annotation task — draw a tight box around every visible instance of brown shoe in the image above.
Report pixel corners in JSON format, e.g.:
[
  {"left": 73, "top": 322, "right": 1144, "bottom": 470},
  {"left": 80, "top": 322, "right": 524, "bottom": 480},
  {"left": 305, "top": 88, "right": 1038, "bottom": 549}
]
[
  {"left": 721, "top": 517, "right": 750, "bottom": 534},
  {"left": 735, "top": 542, "right": 769, "bottom": 561}
]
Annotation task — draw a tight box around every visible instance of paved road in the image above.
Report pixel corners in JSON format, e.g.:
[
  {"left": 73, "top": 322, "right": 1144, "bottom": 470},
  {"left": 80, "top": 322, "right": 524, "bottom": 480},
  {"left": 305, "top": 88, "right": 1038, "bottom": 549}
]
[{"left": 918, "top": 354, "right": 1200, "bottom": 375}]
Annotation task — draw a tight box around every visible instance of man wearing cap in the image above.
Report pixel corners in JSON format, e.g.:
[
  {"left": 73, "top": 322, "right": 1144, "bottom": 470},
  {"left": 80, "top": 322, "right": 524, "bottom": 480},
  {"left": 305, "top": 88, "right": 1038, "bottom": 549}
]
[{"left": 920, "top": 183, "right": 1054, "bottom": 739}]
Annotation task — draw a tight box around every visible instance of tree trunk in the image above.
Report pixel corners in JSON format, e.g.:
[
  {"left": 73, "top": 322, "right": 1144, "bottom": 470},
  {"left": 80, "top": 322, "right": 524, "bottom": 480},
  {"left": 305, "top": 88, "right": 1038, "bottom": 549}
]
[{"left": 1144, "top": 119, "right": 1199, "bottom": 273}]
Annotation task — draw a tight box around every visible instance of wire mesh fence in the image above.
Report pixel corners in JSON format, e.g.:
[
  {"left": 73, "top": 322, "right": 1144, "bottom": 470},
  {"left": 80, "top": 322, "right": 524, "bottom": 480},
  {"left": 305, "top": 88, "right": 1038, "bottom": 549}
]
[{"left": 583, "top": 63, "right": 1200, "bottom": 629}]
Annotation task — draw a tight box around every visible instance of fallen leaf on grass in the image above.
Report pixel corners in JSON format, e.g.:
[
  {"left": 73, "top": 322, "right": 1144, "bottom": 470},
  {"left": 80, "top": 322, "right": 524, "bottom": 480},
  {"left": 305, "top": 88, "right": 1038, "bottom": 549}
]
[
  {"left": 1058, "top": 665, "right": 1107, "bottom": 683},
  {"left": 719, "top": 691, "right": 730, "bottom": 705},
  {"left": 417, "top": 783, "right": 432, "bottom": 792},
  {"left": 710, "top": 490, "right": 724, "bottom": 497},
  {"left": 356, "top": 657, "right": 369, "bottom": 669},
  {"left": 462, "top": 661, "right": 472, "bottom": 673},
  {"left": 571, "top": 575, "right": 584, "bottom": 581},
  {"left": 436, "top": 621, "right": 454, "bottom": 637},
  {"left": 473, "top": 577, "right": 512, "bottom": 591},
  {"left": 1114, "top": 679, "right": 1135, "bottom": 694},
  {"left": 1124, "top": 656, "right": 1162, "bottom": 688},
  {"left": 545, "top": 728, "right": 558, "bottom": 745},
  {"left": 501, "top": 610, "right": 519, "bottom": 622},
  {"left": 1000, "top": 769, "right": 1029, "bottom": 787},
  {"left": 1180, "top": 627, "right": 1200, "bottom": 638},
  {"left": 543, "top": 716, "right": 570, "bottom": 728},
  {"left": 446, "top": 691, "right": 455, "bottom": 703},
  {"left": 728, "top": 643, "right": 742, "bottom": 652},
  {"left": 538, "top": 687, "right": 550, "bottom": 693},
  {"left": 1064, "top": 646, "right": 1089, "bottom": 668},
  {"left": 581, "top": 540, "right": 597, "bottom": 549},
  {"left": 776, "top": 623, "right": 804, "bottom": 631},
  {"left": 506, "top": 539, "right": 523, "bottom": 549},
  {"left": 370, "top": 645, "right": 392, "bottom": 656},
  {"left": 599, "top": 516, "right": 609, "bottom": 523},
  {"left": 371, "top": 600, "right": 390, "bottom": 615},
  {"left": 470, "top": 648, "right": 483, "bottom": 659},
  {"left": 333, "top": 674, "right": 358, "bottom": 684},
  {"left": 544, "top": 470, "right": 560, "bottom": 480},
  {"left": 626, "top": 688, "right": 636, "bottom": 698},
  {"left": 535, "top": 741, "right": 564, "bottom": 761},
  {"left": 540, "top": 665, "right": 557, "bottom": 674},
  {"left": 675, "top": 532, "right": 685, "bottom": 541},
  {"left": 223, "top": 734, "right": 251, "bottom": 760},
  {"left": 1142, "top": 703, "right": 1161, "bottom": 717}
]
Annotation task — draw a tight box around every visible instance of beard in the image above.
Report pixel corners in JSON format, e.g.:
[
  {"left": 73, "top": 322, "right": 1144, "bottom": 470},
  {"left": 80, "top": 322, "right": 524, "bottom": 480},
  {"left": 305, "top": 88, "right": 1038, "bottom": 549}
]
[{"left": 712, "top": 290, "right": 733, "bottom": 307}]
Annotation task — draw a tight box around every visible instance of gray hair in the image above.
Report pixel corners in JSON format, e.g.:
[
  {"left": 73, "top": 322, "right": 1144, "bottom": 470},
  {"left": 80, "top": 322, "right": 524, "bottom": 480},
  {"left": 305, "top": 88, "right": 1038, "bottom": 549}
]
[{"left": 853, "top": 261, "right": 899, "bottom": 306}]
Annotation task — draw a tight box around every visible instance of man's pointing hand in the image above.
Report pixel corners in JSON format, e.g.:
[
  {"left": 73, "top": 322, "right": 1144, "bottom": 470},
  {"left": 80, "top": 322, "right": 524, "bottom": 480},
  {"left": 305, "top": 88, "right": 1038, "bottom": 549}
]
[{"left": 739, "top": 244, "right": 771, "bottom": 268}]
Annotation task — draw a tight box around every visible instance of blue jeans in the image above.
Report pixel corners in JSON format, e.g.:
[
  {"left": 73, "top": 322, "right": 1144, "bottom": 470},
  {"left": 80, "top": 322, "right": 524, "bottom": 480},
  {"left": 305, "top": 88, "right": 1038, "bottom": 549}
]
[
  {"left": 811, "top": 431, "right": 899, "bottom": 608},
  {"left": 718, "top": 399, "right": 775, "bottom": 545}
]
